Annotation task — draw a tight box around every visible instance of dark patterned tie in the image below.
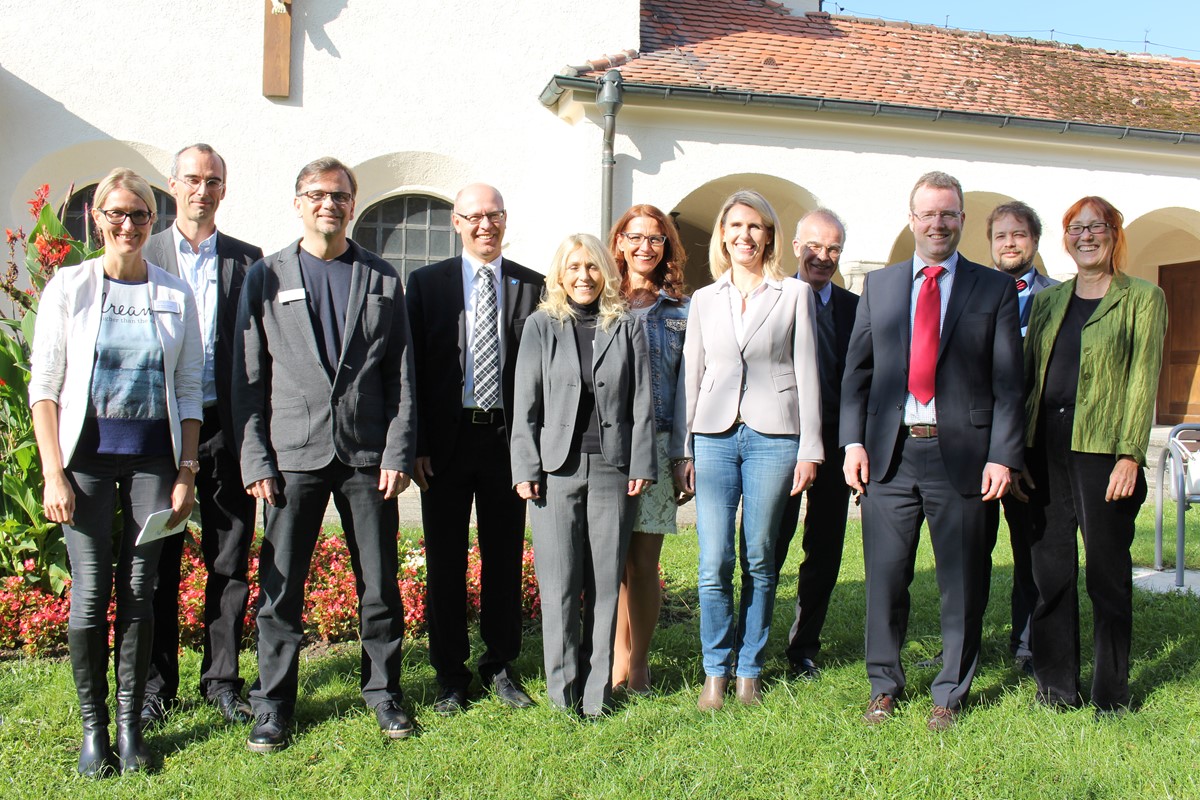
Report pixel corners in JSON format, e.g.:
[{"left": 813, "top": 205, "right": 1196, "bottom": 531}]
[
  {"left": 908, "top": 265, "right": 944, "bottom": 404},
  {"left": 473, "top": 267, "right": 500, "bottom": 409},
  {"left": 1016, "top": 278, "right": 1028, "bottom": 291}
]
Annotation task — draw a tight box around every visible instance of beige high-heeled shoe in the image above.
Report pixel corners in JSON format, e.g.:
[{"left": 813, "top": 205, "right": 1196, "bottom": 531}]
[{"left": 697, "top": 676, "right": 729, "bottom": 711}]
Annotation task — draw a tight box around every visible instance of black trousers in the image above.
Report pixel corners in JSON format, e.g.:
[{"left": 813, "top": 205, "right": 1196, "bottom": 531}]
[
  {"left": 1028, "top": 407, "right": 1145, "bottom": 710},
  {"left": 861, "top": 433, "right": 989, "bottom": 710},
  {"left": 421, "top": 413, "right": 527, "bottom": 690},
  {"left": 774, "top": 435, "right": 850, "bottom": 663},
  {"left": 984, "top": 492, "right": 1037, "bottom": 660},
  {"left": 148, "top": 406, "right": 256, "bottom": 702},
  {"left": 249, "top": 461, "right": 404, "bottom": 717}
]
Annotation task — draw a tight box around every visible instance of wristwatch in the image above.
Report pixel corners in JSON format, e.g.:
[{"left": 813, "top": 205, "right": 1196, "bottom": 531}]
[{"left": 179, "top": 459, "right": 200, "bottom": 475}]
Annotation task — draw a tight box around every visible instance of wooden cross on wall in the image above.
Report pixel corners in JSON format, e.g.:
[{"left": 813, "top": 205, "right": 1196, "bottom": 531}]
[{"left": 263, "top": 0, "right": 292, "bottom": 98}]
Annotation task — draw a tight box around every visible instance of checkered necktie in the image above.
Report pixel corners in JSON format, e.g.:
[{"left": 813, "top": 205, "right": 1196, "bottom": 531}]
[{"left": 473, "top": 267, "right": 501, "bottom": 409}]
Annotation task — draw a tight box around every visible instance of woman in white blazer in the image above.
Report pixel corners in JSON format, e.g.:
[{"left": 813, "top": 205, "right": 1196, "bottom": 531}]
[
  {"left": 29, "top": 169, "right": 202, "bottom": 777},
  {"left": 511, "top": 233, "right": 656, "bottom": 717},
  {"left": 675, "top": 190, "right": 823, "bottom": 710}
]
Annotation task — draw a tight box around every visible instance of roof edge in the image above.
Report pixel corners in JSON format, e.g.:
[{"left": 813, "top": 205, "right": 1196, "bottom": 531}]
[{"left": 539, "top": 74, "right": 1200, "bottom": 145}]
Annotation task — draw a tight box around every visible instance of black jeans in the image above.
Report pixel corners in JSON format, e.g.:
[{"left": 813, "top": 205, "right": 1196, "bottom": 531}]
[{"left": 1028, "top": 407, "right": 1146, "bottom": 709}]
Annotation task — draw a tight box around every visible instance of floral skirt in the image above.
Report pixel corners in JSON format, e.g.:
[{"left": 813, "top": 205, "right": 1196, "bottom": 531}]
[{"left": 633, "top": 431, "right": 681, "bottom": 535}]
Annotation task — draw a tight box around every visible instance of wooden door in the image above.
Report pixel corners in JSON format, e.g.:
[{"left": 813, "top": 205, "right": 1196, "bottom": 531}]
[{"left": 1158, "top": 261, "right": 1200, "bottom": 424}]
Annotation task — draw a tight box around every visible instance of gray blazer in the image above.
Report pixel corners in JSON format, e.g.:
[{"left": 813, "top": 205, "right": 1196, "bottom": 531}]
[
  {"left": 232, "top": 239, "right": 417, "bottom": 486},
  {"left": 510, "top": 310, "right": 657, "bottom": 485},
  {"left": 676, "top": 273, "right": 824, "bottom": 462}
]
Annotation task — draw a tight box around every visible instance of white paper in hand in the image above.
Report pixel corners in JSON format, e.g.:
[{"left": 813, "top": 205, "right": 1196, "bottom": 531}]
[{"left": 136, "top": 507, "right": 188, "bottom": 546}]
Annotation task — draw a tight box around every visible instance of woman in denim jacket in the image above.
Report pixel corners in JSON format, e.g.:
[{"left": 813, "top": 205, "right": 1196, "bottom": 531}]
[{"left": 607, "top": 204, "right": 690, "bottom": 695}]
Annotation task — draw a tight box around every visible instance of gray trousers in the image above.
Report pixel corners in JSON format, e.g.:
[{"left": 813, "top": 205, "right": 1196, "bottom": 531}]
[
  {"left": 530, "top": 451, "right": 635, "bottom": 716},
  {"left": 64, "top": 452, "right": 176, "bottom": 628}
]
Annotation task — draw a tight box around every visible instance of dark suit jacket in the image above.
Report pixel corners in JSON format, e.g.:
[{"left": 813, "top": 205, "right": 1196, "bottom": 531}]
[
  {"left": 826, "top": 282, "right": 859, "bottom": 415},
  {"left": 405, "top": 256, "right": 544, "bottom": 472},
  {"left": 839, "top": 255, "right": 1024, "bottom": 495},
  {"left": 144, "top": 227, "right": 263, "bottom": 447},
  {"left": 510, "top": 310, "right": 657, "bottom": 483},
  {"left": 233, "top": 239, "right": 417, "bottom": 485},
  {"left": 1019, "top": 270, "right": 1058, "bottom": 331}
]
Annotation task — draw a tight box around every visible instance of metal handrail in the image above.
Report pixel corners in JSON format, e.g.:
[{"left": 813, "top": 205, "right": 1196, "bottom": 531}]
[{"left": 1154, "top": 423, "right": 1200, "bottom": 588}]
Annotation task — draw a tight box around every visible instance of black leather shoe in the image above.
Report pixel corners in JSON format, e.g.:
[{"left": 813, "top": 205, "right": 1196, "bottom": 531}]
[
  {"left": 790, "top": 657, "right": 821, "bottom": 681},
  {"left": 1014, "top": 655, "right": 1035, "bottom": 678},
  {"left": 246, "top": 712, "right": 289, "bottom": 753},
  {"left": 433, "top": 687, "right": 468, "bottom": 716},
  {"left": 210, "top": 689, "right": 253, "bottom": 724},
  {"left": 139, "top": 695, "right": 170, "bottom": 732},
  {"left": 916, "top": 651, "right": 944, "bottom": 670},
  {"left": 374, "top": 701, "right": 415, "bottom": 739},
  {"left": 492, "top": 676, "right": 533, "bottom": 709}
]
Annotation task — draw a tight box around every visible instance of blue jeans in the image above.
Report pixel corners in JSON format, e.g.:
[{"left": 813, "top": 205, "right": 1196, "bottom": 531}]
[{"left": 694, "top": 426, "right": 797, "bottom": 678}]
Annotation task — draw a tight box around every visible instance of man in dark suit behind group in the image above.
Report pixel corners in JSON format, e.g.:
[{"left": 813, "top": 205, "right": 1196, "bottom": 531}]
[
  {"left": 234, "top": 157, "right": 417, "bottom": 751},
  {"left": 841, "top": 171, "right": 1023, "bottom": 731},
  {"left": 405, "top": 183, "right": 544, "bottom": 714},
  {"left": 774, "top": 208, "right": 858, "bottom": 680},
  {"left": 142, "top": 143, "right": 262, "bottom": 728}
]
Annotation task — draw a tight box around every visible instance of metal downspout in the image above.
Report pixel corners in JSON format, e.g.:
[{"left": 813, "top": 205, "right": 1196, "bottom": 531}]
[{"left": 597, "top": 69, "right": 624, "bottom": 237}]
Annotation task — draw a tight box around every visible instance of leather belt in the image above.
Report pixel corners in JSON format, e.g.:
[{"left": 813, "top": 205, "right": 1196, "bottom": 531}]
[
  {"left": 907, "top": 424, "right": 938, "bottom": 439},
  {"left": 466, "top": 408, "right": 501, "bottom": 425}
]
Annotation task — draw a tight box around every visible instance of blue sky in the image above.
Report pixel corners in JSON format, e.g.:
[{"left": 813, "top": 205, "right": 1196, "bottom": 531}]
[{"left": 829, "top": 1, "right": 1200, "bottom": 59}]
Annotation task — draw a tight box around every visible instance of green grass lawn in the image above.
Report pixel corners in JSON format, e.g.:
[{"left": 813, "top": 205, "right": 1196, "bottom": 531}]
[{"left": 2, "top": 504, "right": 1199, "bottom": 798}]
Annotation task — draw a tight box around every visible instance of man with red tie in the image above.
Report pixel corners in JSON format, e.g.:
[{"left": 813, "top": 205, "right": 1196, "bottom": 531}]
[{"left": 841, "top": 171, "right": 1023, "bottom": 730}]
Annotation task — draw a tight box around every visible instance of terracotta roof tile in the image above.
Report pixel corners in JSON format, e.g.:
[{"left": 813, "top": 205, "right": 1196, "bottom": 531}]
[{"left": 576, "top": 0, "right": 1200, "bottom": 133}]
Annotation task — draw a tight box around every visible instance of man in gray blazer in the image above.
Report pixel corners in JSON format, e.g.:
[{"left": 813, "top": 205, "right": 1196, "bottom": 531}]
[
  {"left": 233, "top": 157, "right": 417, "bottom": 752},
  {"left": 140, "top": 144, "right": 262, "bottom": 730},
  {"left": 986, "top": 200, "right": 1057, "bottom": 673},
  {"left": 841, "top": 172, "right": 1023, "bottom": 731}
]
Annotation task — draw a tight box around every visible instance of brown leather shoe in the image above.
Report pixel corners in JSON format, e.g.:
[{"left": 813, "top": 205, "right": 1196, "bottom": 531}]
[
  {"left": 697, "top": 677, "right": 729, "bottom": 711},
  {"left": 927, "top": 704, "right": 958, "bottom": 731},
  {"left": 862, "top": 694, "right": 895, "bottom": 725},
  {"left": 735, "top": 677, "right": 762, "bottom": 705}
]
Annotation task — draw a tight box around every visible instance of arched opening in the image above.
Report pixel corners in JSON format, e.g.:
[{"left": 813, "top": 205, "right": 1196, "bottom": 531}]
[
  {"left": 353, "top": 193, "right": 461, "bottom": 283},
  {"left": 62, "top": 183, "right": 175, "bottom": 244},
  {"left": 668, "top": 174, "right": 819, "bottom": 291},
  {"left": 1127, "top": 207, "right": 1200, "bottom": 424}
]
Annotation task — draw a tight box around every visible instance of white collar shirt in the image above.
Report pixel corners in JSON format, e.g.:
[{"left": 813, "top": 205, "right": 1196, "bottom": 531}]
[{"left": 172, "top": 225, "right": 219, "bottom": 407}]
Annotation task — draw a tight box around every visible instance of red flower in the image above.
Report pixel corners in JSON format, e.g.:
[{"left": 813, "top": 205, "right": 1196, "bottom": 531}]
[
  {"left": 0, "top": 379, "right": 7, "bottom": 388},
  {"left": 27, "top": 184, "right": 50, "bottom": 220},
  {"left": 33, "top": 233, "right": 71, "bottom": 270},
  {"left": 4, "top": 228, "right": 16, "bottom": 245}
]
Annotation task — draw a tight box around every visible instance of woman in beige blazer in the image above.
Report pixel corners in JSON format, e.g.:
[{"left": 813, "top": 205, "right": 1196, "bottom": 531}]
[
  {"left": 510, "top": 233, "right": 656, "bottom": 717},
  {"left": 675, "top": 190, "right": 823, "bottom": 709}
]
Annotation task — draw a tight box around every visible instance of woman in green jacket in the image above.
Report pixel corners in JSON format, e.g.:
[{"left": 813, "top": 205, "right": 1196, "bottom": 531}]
[{"left": 1018, "top": 196, "right": 1167, "bottom": 714}]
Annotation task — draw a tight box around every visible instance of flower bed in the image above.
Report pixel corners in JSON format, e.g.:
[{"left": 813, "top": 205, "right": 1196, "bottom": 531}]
[{"left": 0, "top": 528, "right": 541, "bottom": 657}]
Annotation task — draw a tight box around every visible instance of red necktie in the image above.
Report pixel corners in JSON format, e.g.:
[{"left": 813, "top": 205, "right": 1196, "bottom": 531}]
[
  {"left": 1016, "top": 278, "right": 1028, "bottom": 291},
  {"left": 908, "top": 265, "right": 944, "bottom": 404}
]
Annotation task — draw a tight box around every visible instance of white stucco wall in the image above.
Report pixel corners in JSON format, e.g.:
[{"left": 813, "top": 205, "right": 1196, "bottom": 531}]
[{"left": 0, "top": 0, "right": 639, "bottom": 268}]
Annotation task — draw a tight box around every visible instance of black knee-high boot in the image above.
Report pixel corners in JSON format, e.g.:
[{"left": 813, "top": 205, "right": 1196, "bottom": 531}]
[
  {"left": 68, "top": 627, "right": 115, "bottom": 777},
  {"left": 114, "top": 620, "right": 153, "bottom": 774}
]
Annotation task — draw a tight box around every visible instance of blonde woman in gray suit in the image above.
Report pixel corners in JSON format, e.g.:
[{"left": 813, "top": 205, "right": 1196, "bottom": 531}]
[
  {"left": 510, "top": 233, "right": 657, "bottom": 717},
  {"left": 675, "top": 190, "right": 823, "bottom": 710}
]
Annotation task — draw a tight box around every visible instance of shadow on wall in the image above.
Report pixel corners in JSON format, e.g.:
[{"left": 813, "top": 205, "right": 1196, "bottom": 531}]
[{"left": 271, "top": 0, "right": 350, "bottom": 107}]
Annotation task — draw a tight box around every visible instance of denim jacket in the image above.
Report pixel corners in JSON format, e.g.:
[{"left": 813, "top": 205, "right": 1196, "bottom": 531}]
[{"left": 635, "top": 291, "right": 689, "bottom": 435}]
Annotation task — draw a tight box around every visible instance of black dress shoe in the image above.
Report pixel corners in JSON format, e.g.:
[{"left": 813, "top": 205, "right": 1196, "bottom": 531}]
[
  {"left": 374, "top": 701, "right": 415, "bottom": 739},
  {"left": 246, "top": 712, "right": 289, "bottom": 753},
  {"left": 790, "top": 657, "right": 821, "bottom": 681},
  {"left": 492, "top": 676, "right": 534, "bottom": 709},
  {"left": 916, "top": 651, "right": 944, "bottom": 669},
  {"left": 139, "top": 695, "right": 170, "bottom": 732},
  {"left": 210, "top": 689, "right": 253, "bottom": 724},
  {"left": 433, "top": 687, "right": 468, "bottom": 716},
  {"left": 1013, "top": 655, "right": 1035, "bottom": 678}
]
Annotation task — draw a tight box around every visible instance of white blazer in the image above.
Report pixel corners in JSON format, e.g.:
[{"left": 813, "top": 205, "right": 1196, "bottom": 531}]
[
  {"left": 677, "top": 272, "right": 823, "bottom": 462},
  {"left": 28, "top": 257, "right": 203, "bottom": 467}
]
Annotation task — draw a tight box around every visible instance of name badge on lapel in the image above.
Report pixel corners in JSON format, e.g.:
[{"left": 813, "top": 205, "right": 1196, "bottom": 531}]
[
  {"left": 279, "top": 288, "right": 307, "bottom": 304},
  {"left": 152, "top": 299, "right": 181, "bottom": 314}
]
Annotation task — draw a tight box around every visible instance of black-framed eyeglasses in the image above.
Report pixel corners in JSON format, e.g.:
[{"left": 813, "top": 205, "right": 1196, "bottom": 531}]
[
  {"left": 178, "top": 175, "right": 225, "bottom": 191},
  {"left": 454, "top": 210, "right": 506, "bottom": 226},
  {"left": 298, "top": 190, "right": 353, "bottom": 205},
  {"left": 620, "top": 232, "right": 667, "bottom": 247},
  {"left": 803, "top": 242, "right": 843, "bottom": 258},
  {"left": 912, "top": 211, "right": 963, "bottom": 223},
  {"left": 1065, "top": 222, "right": 1111, "bottom": 236},
  {"left": 98, "top": 209, "right": 153, "bottom": 226}
]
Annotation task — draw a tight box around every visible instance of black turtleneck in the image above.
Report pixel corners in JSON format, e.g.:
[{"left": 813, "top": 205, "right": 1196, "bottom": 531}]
[{"left": 568, "top": 298, "right": 603, "bottom": 454}]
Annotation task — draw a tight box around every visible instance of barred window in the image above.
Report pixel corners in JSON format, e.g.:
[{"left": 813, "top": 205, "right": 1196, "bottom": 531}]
[{"left": 354, "top": 194, "right": 460, "bottom": 282}]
